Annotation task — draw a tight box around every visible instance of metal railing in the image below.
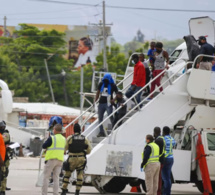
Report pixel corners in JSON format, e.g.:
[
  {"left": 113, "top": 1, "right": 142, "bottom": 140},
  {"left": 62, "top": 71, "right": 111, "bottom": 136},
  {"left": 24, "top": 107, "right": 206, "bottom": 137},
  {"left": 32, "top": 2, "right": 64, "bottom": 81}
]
[
  {"left": 110, "top": 60, "right": 189, "bottom": 145},
  {"left": 192, "top": 54, "right": 215, "bottom": 68},
  {"left": 64, "top": 65, "right": 134, "bottom": 130},
  {"left": 85, "top": 58, "right": 187, "bottom": 139}
]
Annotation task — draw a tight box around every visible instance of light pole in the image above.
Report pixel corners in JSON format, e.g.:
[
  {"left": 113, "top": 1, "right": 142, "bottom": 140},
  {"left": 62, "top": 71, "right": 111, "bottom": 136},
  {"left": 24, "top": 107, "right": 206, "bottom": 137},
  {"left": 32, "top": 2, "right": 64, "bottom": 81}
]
[
  {"left": 61, "top": 69, "right": 69, "bottom": 106},
  {"left": 79, "top": 64, "right": 84, "bottom": 124},
  {"left": 44, "top": 47, "right": 64, "bottom": 104},
  {"left": 44, "top": 58, "right": 55, "bottom": 104}
]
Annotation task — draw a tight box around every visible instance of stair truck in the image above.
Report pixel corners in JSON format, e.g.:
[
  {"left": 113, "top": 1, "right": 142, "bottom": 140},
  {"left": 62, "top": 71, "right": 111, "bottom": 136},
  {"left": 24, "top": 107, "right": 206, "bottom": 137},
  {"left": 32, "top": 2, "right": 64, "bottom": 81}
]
[{"left": 57, "top": 16, "right": 215, "bottom": 193}]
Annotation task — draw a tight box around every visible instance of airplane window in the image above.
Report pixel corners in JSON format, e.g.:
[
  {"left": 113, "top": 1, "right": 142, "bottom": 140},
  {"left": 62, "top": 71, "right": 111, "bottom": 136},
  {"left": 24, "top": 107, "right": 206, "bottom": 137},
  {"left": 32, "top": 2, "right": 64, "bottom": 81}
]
[
  {"left": 169, "top": 50, "right": 182, "bottom": 64},
  {"left": 207, "top": 133, "right": 215, "bottom": 151}
]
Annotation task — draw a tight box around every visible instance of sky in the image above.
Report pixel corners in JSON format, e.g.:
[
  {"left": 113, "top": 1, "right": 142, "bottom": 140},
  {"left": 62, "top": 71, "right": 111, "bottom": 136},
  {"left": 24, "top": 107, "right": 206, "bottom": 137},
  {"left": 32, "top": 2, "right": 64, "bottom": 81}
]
[{"left": 1, "top": 0, "right": 215, "bottom": 44}]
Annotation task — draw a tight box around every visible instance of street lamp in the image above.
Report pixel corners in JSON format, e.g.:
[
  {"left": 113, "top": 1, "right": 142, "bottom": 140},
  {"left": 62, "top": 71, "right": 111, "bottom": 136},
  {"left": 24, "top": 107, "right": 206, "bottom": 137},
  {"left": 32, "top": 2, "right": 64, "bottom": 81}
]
[
  {"left": 44, "top": 48, "right": 64, "bottom": 104},
  {"left": 61, "top": 69, "right": 69, "bottom": 106},
  {"left": 44, "top": 58, "right": 55, "bottom": 104}
]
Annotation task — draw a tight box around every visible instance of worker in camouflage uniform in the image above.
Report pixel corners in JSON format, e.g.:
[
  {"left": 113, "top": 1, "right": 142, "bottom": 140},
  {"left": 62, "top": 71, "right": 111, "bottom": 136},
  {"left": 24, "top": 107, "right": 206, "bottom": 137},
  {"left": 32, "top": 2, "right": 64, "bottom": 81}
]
[
  {"left": 61, "top": 123, "right": 92, "bottom": 195},
  {"left": 0, "top": 121, "right": 11, "bottom": 195}
]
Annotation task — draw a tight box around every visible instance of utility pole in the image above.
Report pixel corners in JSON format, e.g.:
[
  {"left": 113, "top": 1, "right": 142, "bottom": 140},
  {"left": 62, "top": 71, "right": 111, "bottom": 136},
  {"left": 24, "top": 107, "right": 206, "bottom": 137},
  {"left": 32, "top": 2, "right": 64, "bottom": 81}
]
[
  {"left": 61, "top": 69, "right": 69, "bottom": 106},
  {"left": 80, "top": 64, "right": 84, "bottom": 124},
  {"left": 44, "top": 59, "right": 55, "bottom": 104},
  {"left": 102, "top": 1, "right": 107, "bottom": 71},
  {"left": 3, "top": 16, "right": 7, "bottom": 37}
]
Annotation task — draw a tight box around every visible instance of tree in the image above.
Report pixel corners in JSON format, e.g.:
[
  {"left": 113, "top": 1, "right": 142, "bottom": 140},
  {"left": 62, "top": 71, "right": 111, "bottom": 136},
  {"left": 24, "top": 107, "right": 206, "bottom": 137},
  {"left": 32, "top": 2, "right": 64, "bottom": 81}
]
[{"left": 0, "top": 24, "right": 73, "bottom": 103}]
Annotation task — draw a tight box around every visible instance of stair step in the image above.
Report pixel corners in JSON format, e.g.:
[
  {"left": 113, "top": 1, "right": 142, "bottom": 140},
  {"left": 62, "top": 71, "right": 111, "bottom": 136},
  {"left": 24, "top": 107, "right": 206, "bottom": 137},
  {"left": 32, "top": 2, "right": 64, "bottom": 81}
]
[{"left": 92, "top": 136, "right": 105, "bottom": 144}]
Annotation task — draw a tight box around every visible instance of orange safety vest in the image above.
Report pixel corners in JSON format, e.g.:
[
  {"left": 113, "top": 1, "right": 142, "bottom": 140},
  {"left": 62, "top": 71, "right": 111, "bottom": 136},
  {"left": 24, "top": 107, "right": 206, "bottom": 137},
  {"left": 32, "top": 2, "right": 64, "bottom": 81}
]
[{"left": 0, "top": 134, "right": 6, "bottom": 161}]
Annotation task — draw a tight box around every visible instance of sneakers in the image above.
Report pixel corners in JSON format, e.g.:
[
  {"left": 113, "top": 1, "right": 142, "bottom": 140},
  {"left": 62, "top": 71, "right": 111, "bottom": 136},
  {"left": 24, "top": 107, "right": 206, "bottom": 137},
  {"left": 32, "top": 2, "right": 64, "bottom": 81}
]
[{"left": 97, "top": 132, "right": 106, "bottom": 137}]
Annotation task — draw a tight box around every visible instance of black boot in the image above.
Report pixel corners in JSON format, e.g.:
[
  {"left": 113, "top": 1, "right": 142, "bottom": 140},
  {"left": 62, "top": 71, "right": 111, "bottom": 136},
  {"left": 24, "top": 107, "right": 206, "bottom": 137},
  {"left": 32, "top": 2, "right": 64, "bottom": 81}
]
[
  {"left": 75, "top": 190, "right": 80, "bottom": 195},
  {"left": 6, "top": 187, "right": 11, "bottom": 191},
  {"left": 61, "top": 189, "right": 68, "bottom": 195}
]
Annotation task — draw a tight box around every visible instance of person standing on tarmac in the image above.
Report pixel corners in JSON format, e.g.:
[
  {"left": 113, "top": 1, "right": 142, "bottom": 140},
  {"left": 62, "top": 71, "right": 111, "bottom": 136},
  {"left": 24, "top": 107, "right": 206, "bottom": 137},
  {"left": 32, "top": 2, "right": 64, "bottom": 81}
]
[
  {"left": 42, "top": 124, "right": 66, "bottom": 195},
  {"left": 0, "top": 122, "right": 6, "bottom": 195},
  {"left": 0, "top": 121, "right": 11, "bottom": 193},
  {"left": 153, "top": 127, "right": 165, "bottom": 195},
  {"left": 140, "top": 134, "right": 160, "bottom": 195},
  {"left": 162, "top": 126, "right": 176, "bottom": 195},
  {"left": 197, "top": 36, "right": 215, "bottom": 70},
  {"left": 61, "top": 123, "right": 92, "bottom": 195}
]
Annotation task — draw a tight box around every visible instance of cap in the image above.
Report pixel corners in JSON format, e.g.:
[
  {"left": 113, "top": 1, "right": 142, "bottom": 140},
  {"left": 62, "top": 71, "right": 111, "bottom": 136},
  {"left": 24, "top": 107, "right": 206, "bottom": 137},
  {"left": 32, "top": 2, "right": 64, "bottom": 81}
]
[{"left": 198, "top": 36, "right": 206, "bottom": 41}]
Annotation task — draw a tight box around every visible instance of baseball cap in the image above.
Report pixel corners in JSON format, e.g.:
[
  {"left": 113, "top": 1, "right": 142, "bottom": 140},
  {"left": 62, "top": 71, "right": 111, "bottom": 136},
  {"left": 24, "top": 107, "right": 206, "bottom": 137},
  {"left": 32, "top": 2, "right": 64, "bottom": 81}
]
[{"left": 198, "top": 36, "right": 206, "bottom": 41}]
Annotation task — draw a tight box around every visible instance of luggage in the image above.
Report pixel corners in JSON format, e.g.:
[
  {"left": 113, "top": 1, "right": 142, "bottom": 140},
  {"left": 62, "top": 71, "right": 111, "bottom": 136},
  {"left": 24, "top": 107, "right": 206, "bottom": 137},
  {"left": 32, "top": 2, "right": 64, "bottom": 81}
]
[{"left": 183, "top": 35, "right": 200, "bottom": 62}]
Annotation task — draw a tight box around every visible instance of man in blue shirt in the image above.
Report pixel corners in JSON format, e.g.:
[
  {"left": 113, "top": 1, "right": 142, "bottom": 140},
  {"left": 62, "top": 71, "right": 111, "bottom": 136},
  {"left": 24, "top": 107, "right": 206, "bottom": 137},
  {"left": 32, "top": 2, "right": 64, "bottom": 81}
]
[
  {"left": 162, "top": 126, "right": 176, "bottom": 195},
  {"left": 197, "top": 36, "right": 215, "bottom": 71},
  {"left": 147, "top": 42, "right": 156, "bottom": 70}
]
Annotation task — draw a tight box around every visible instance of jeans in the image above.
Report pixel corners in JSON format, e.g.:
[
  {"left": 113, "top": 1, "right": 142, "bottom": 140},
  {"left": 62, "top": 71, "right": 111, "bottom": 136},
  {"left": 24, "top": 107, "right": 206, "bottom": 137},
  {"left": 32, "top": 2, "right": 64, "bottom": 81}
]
[
  {"left": 150, "top": 70, "right": 164, "bottom": 98},
  {"left": 125, "top": 85, "right": 142, "bottom": 104},
  {"left": 161, "top": 158, "right": 174, "bottom": 195},
  {"left": 98, "top": 103, "right": 113, "bottom": 134}
]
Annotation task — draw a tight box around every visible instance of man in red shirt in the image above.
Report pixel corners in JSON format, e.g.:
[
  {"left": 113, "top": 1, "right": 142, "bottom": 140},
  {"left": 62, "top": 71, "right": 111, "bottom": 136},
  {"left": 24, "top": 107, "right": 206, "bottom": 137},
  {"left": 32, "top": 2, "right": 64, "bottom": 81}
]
[{"left": 125, "top": 54, "right": 146, "bottom": 105}]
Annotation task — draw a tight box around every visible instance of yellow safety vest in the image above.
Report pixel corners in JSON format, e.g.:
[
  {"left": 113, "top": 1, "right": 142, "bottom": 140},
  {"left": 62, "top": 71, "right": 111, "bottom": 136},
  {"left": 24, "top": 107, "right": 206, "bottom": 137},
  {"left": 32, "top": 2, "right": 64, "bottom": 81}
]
[
  {"left": 45, "top": 134, "right": 66, "bottom": 162},
  {"left": 142, "top": 142, "right": 160, "bottom": 168},
  {"left": 165, "top": 137, "right": 173, "bottom": 158}
]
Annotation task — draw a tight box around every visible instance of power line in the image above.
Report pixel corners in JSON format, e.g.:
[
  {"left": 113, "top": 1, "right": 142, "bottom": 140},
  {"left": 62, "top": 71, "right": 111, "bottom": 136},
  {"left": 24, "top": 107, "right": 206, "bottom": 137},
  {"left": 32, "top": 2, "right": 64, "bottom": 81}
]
[
  {"left": 0, "top": 6, "right": 93, "bottom": 16},
  {"left": 8, "top": 13, "right": 101, "bottom": 21},
  {"left": 31, "top": 0, "right": 215, "bottom": 13}
]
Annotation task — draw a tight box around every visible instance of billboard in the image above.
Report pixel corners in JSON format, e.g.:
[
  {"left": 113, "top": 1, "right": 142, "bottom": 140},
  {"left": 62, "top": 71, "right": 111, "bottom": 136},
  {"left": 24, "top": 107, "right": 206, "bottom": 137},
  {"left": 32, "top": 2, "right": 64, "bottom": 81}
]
[{"left": 27, "top": 24, "right": 111, "bottom": 68}]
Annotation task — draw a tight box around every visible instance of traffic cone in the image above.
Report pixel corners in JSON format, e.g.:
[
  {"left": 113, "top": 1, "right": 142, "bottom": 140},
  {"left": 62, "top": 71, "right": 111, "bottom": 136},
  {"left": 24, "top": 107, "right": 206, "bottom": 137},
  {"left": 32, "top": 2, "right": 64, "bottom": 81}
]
[{"left": 130, "top": 185, "right": 142, "bottom": 192}]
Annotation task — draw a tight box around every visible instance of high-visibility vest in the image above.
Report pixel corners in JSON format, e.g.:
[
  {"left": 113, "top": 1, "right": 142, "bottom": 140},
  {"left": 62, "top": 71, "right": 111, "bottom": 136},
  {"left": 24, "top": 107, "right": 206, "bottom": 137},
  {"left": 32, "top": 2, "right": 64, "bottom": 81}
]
[
  {"left": 157, "top": 136, "right": 166, "bottom": 157},
  {"left": 45, "top": 134, "right": 66, "bottom": 162},
  {"left": 142, "top": 142, "right": 159, "bottom": 167},
  {"left": 165, "top": 136, "right": 173, "bottom": 158}
]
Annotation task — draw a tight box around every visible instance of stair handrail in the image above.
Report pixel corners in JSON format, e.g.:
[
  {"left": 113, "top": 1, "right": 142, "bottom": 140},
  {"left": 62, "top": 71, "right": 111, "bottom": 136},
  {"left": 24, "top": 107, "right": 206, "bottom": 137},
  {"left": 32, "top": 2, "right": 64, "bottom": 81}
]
[
  {"left": 111, "top": 60, "right": 189, "bottom": 145},
  {"left": 192, "top": 54, "right": 215, "bottom": 68},
  {"left": 85, "top": 58, "right": 188, "bottom": 139},
  {"left": 64, "top": 58, "right": 138, "bottom": 130}
]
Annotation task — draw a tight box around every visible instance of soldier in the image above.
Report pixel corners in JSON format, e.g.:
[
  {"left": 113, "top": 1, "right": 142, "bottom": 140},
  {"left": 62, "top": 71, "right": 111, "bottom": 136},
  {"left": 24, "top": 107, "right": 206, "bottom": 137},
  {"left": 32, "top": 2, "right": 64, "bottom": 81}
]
[
  {"left": 0, "top": 121, "right": 10, "bottom": 195},
  {"left": 61, "top": 123, "right": 92, "bottom": 195}
]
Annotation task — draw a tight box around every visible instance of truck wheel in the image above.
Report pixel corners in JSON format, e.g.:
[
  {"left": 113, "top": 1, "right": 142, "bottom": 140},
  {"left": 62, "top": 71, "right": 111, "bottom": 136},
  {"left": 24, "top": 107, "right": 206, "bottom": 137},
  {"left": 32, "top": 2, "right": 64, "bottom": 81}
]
[
  {"left": 211, "top": 181, "right": 215, "bottom": 193},
  {"left": 140, "top": 180, "right": 147, "bottom": 192},
  {"left": 195, "top": 181, "right": 215, "bottom": 193},
  {"left": 103, "top": 177, "right": 127, "bottom": 193},
  {"left": 195, "top": 181, "right": 204, "bottom": 193}
]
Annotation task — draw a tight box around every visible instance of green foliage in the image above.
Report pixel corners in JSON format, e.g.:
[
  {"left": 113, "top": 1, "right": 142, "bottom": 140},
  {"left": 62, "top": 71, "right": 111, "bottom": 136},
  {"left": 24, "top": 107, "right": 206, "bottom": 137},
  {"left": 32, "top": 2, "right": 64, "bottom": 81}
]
[
  {"left": 0, "top": 24, "right": 72, "bottom": 103},
  {"left": 94, "top": 46, "right": 128, "bottom": 75}
]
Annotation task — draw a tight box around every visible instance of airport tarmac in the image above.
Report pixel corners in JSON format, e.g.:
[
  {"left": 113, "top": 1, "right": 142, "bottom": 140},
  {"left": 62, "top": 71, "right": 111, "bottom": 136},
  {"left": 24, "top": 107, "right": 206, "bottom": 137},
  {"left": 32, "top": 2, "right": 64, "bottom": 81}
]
[{"left": 6, "top": 157, "right": 201, "bottom": 195}]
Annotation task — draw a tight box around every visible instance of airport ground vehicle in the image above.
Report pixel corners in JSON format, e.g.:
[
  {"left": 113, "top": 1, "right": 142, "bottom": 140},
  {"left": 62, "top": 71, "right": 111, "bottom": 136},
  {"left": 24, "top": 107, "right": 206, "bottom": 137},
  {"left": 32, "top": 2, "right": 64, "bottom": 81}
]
[{"left": 61, "top": 16, "right": 215, "bottom": 193}]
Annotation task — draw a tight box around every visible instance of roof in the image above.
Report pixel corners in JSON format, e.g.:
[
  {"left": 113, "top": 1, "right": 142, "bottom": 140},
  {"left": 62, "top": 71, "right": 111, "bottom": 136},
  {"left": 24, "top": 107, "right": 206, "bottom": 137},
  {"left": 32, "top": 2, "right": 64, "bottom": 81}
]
[{"left": 13, "top": 102, "right": 83, "bottom": 116}]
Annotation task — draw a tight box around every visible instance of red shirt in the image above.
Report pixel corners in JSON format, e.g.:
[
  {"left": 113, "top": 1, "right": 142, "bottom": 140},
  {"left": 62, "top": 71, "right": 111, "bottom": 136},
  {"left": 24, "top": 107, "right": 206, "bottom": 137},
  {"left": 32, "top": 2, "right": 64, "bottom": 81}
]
[
  {"left": 0, "top": 134, "right": 5, "bottom": 162},
  {"left": 131, "top": 61, "right": 146, "bottom": 87}
]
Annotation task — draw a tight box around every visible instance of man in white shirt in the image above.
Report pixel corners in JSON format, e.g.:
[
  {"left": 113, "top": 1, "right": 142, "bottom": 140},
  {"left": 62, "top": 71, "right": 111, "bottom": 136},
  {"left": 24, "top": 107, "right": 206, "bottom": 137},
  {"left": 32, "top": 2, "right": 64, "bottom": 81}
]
[{"left": 74, "top": 37, "right": 96, "bottom": 68}]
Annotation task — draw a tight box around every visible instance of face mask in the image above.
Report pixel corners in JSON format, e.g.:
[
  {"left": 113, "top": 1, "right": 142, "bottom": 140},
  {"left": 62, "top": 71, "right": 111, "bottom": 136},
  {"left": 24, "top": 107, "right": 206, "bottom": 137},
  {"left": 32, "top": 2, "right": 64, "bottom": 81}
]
[
  {"left": 117, "top": 97, "right": 122, "bottom": 101},
  {"left": 131, "top": 60, "right": 135, "bottom": 64},
  {"left": 156, "top": 49, "right": 161, "bottom": 53},
  {"left": 103, "top": 79, "right": 109, "bottom": 85},
  {"left": 198, "top": 41, "right": 203, "bottom": 46}
]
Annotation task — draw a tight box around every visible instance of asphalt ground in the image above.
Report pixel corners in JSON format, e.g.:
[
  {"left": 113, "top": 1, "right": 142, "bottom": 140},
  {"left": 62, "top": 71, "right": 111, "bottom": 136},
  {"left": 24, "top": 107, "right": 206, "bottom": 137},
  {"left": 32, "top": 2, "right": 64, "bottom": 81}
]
[{"left": 6, "top": 157, "right": 201, "bottom": 195}]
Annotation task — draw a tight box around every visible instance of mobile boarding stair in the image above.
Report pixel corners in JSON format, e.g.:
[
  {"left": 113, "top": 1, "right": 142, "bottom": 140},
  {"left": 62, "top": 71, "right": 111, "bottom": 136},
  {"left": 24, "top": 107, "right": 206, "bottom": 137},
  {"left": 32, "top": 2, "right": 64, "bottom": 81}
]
[{"left": 64, "top": 54, "right": 215, "bottom": 193}]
